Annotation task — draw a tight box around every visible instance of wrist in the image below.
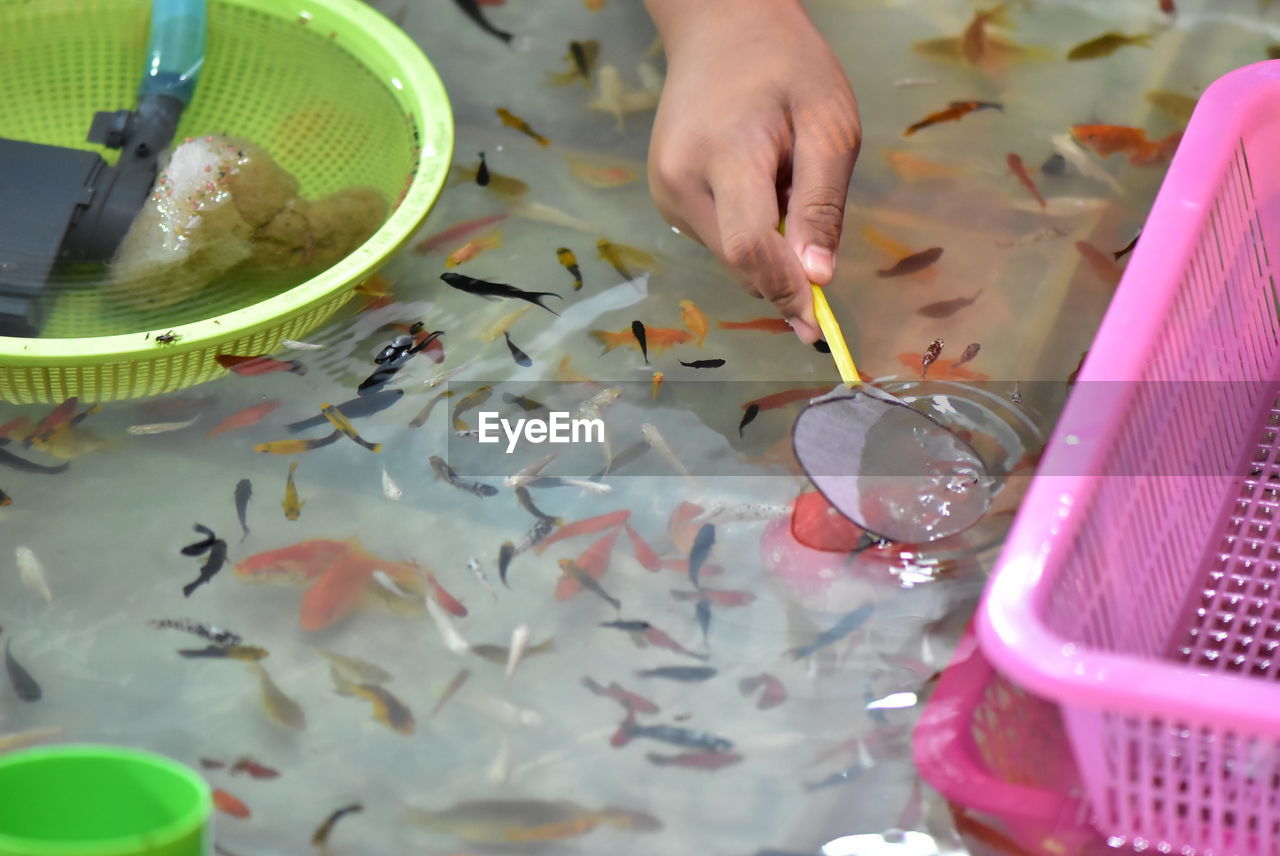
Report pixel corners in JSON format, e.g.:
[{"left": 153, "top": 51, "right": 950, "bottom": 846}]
[{"left": 645, "top": 0, "right": 811, "bottom": 53}]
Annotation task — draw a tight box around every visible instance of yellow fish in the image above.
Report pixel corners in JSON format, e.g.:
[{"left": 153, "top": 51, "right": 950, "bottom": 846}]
[
  {"left": 283, "top": 461, "right": 303, "bottom": 521},
  {"left": 565, "top": 151, "right": 642, "bottom": 189},
  {"left": 453, "top": 386, "right": 494, "bottom": 432},
  {"left": 1066, "top": 31, "right": 1152, "bottom": 61},
  {"left": 320, "top": 404, "right": 381, "bottom": 452},
  {"left": 597, "top": 238, "right": 660, "bottom": 280},
  {"left": 250, "top": 662, "right": 305, "bottom": 731},
  {"left": 651, "top": 371, "right": 664, "bottom": 401},
  {"left": 556, "top": 247, "right": 583, "bottom": 291},
  {"left": 678, "top": 299, "right": 708, "bottom": 345},
  {"left": 331, "top": 666, "right": 415, "bottom": 735},
  {"left": 451, "top": 165, "right": 529, "bottom": 202},
  {"left": 445, "top": 231, "right": 503, "bottom": 268},
  {"left": 254, "top": 431, "right": 341, "bottom": 455},
  {"left": 496, "top": 107, "right": 550, "bottom": 147},
  {"left": 1145, "top": 90, "right": 1197, "bottom": 122},
  {"left": 475, "top": 306, "right": 533, "bottom": 342},
  {"left": 588, "top": 66, "right": 658, "bottom": 130}
]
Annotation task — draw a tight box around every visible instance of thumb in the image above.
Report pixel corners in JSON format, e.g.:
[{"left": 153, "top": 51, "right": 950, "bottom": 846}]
[{"left": 784, "top": 111, "right": 860, "bottom": 285}]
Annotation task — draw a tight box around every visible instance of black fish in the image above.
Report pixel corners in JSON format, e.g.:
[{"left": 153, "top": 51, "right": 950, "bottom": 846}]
[
  {"left": 234, "top": 480, "right": 252, "bottom": 541},
  {"left": 600, "top": 619, "right": 653, "bottom": 633},
  {"left": 877, "top": 247, "right": 944, "bottom": 278},
  {"left": 312, "top": 803, "right": 364, "bottom": 848},
  {"left": 183, "top": 539, "right": 228, "bottom": 598},
  {"left": 440, "top": 272, "right": 562, "bottom": 315},
  {"left": 695, "top": 597, "right": 712, "bottom": 647},
  {"left": 1041, "top": 152, "right": 1066, "bottom": 175},
  {"left": 636, "top": 666, "right": 717, "bottom": 682},
  {"left": 498, "top": 541, "right": 516, "bottom": 588},
  {"left": 149, "top": 618, "right": 242, "bottom": 647},
  {"left": 788, "top": 603, "right": 873, "bottom": 659},
  {"left": 476, "top": 152, "right": 491, "bottom": 187},
  {"left": 0, "top": 441, "right": 70, "bottom": 475},
  {"left": 1113, "top": 230, "right": 1141, "bottom": 261},
  {"left": 632, "top": 320, "right": 649, "bottom": 364},
  {"left": 523, "top": 517, "right": 556, "bottom": 551},
  {"left": 502, "top": 392, "right": 546, "bottom": 412},
  {"left": 287, "top": 389, "right": 404, "bottom": 432},
  {"left": 430, "top": 455, "right": 498, "bottom": 497},
  {"left": 450, "top": 0, "right": 513, "bottom": 44},
  {"left": 922, "top": 338, "right": 943, "bottom": 378},
  {"left": 738, "top": 404, "right": 759, "bottom": 437},
  {"left": 504, "top": 332, "right": 532, "bottom": 367},
  {"left": 917, "top": 291, "right": 981, "bottom": 319},
  {"left": 678, "top": 359, "right": 725, "bottom": 369},
  {"left": 0, "top": 487, "right": 11, "bottom": 506},
  {"left": 813, "top": 340, "right": 831, "bottom": 354},
  {"left": 5, "top": 640, "right": 41, "bottom": 701},
  {"left": 618, "top": 717, "right": 734, "bottom": 753},
  {"left": 181, "top": 523, "right": 218, "bottom": 556},
  {"left": 954, "top": 342, "right": 981, "bottom": 368},
  {"left": 803, "top": 763, "right": 866, "bottom": 792},
  {"left": 688, "top": 524, "right": 715, "bottom": 589},
  {"left": 514, "top": 486, "right": 558, "bottom": 525}
]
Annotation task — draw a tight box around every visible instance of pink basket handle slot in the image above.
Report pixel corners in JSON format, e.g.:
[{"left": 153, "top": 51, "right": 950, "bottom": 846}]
[{"left": 913, "top": 631, "right": 1072, "bottom": 822}]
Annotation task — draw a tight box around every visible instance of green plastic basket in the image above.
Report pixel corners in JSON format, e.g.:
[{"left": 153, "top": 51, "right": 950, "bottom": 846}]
[{"left": 0, "top": 0, "right": 453, "bottom": 404}]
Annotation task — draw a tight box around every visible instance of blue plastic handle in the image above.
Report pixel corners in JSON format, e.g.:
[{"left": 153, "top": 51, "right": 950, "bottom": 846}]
[{"left": 139, "top": 0, "right": 206, "bottom": 104}]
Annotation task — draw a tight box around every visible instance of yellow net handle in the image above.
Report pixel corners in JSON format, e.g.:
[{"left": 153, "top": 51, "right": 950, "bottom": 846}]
[
  {"left": 810, "top": 283, "right": 861, "bottom": 388},
  {"left": 776, "top": 219, "right": 860, "bottom": 387}
]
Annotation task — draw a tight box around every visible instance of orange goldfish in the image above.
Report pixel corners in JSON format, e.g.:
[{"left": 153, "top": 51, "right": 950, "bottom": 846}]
[
  {"left": 679, "top": 299, "right": 708, "bottom": 345},
  {"left": 716, "top": 317, "right": 792, "bottom": 334},
  {"left": 667, "top": 501, "right": 705, "bottom": 555},
  {"left": 961, "top": 3, "right": 1013, "bottom": 65},
  {"left": 651, "top": 371, "right": 664, "bottom": 400},
  {"left": 213, "top": 788, "right": 251, "bottom": 819},
  {"left": 353, "top": 274, "right": 392, "bottom": 297},
  {"left": 415, "top": 213, "right": 508, "bottom": 254},
  {"left": 1070, "top": 125, "right": 1182, "bottom": 166},
  {"left": 1007, "top": 152, "right": 1046, "bottom": 209},
  {"left": 445, "top": 231, "right": 503, "bottom": 268},
  {"left": 903, "top": 101, "right": 1002, "bottom": 136},
  {"left": 234, "top": 539, "right": 349, "bottom": 585},
  {"left": 206, "top": 401, "right": 281, "bottom": 439},
  {"left": 566, "top": 152, "right": 640, "bottom": 189},
  {"left": 299, "top": 552, "right": 379, "bottom": 631},
  {"left": 1074, "top": 240, "right": 1123, "bottom": 287},
  {"left": 534, "top": 509, "right": 630, "bottom": 555},
  {"left": 590, "top": 326, "right": 692, "bottom": 354},
  {"left": 496, "top": 107, "right": 550, "bottom": 146}
]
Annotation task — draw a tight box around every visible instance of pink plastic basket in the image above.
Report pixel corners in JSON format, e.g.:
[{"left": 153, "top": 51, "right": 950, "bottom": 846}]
[
  {"left": 978, "top": 60, "right": 1280, "bottom": 855},
  {"left": 913, "top": 629, "right": 1098, "bottom": 855}
]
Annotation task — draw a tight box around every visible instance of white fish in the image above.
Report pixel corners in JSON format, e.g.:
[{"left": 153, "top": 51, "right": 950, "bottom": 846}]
[
  {"left": 372, "top": 570, "right": 419, "bottom": 603},
  {"left": 691, "top": 502, "right": 789, "bottom": 526},
  {"left": 280, "top": 339, "right": 326, "bottom": 350},
  {"left": 1049, "top": 133, "right": 1127, "bottom": 196},
  {"left": 576, "top": 387, "right": 622, "bottom": 471},
  {"left": 505, "top": 624, "right": 531, "bottom": 680},
  {"left": 425, "top": 595, "right": 470, "bottom": 655},
  {"left": 1009, "top": 194, "right": 1110, "bottom": 216},
  {"left": 891, "top": 76, "right": 938, "bottom": 88},
  {"left": 558, "top": 476, "right": 611, "bottom": 494},
  {"left": 511, "top": 201, "right": 595, "bottom": 234},
  {"left": 588, "top": 65, "right": 658, "bottom": 130},
  {"left": 381, "top": 467, "right": 403, "bottom": 501},
  {"left": 424, "top": 357, "right": 479, "bottom": 389},
  {"left": 460, "top": 690, "right": 543, "bottom": 728},
  {"left": 487, "top": 735, "right": 513, "bottom": 784},
  {"left": 0, "top": 726, "right": 65, "bottom": 754},
  {"left": 505, "top": 452, "right": 557, "bottom": 488},
  {"left": 125, "top": 415, "right": 200, "bottom": 435},
  {"left": 466, "top": 557, "right": 497, "bottom": 600},
  {"left": 15, "top": 546, "right": 51, "bottom": 603},
  {"left": 640, "top": 423, "right": 698, "bottom": 488}
]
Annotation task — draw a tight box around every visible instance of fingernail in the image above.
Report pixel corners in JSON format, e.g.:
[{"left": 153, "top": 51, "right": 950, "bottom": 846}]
[
  {"left": 802, "top": 245, "right": 834, "bottom": 283},
  {"left": 788, "top": 317, "right": 820, "bottom": 344}
]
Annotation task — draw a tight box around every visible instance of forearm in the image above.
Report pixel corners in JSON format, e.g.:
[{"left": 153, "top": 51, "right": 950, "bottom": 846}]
[{"left": 644, "top": 0, "right": 813, "bottom": 56}]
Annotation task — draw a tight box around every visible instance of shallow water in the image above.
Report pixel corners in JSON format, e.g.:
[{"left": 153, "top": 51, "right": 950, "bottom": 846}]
[{"left": 1, "top": 0, "right": 1276, "bottom": 853}]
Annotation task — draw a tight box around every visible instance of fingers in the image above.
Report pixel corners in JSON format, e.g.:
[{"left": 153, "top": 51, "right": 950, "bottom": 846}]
[
  {"left": 709, "top": 158, "right": 819, "bottom": 342},
  {"left": 784, "top": 95, "right": 862, "bottom": 286}
]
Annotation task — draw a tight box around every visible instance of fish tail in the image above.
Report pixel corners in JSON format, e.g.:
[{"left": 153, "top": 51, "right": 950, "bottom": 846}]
[{"left": 589, "top": 330, "right": 625, "bottom": 352}]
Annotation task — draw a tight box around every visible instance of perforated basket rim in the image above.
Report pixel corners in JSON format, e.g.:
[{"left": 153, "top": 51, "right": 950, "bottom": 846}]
[
  {"left": 977, "top": 61, "right": 1280, "bottom": 735},
  {"left": 0, "top": 0, "right": 453, "bottom": 366}
]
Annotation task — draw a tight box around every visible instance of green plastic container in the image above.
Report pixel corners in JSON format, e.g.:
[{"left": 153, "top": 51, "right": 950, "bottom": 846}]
[{"left": 0, "top": 745, "right": 210, "bottom": 856}]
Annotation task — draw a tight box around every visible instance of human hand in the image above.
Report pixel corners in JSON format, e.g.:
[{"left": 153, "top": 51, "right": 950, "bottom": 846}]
[{"left": 644, "top": 0, "right": 861, "bottom": 343}]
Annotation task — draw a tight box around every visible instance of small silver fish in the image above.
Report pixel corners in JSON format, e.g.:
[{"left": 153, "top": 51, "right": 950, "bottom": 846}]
[
  {"left": 505, "top": 624, "right": 531, "bottom": 680},
  {"left": 487, "top": 735, "right": 513, "bottom": 784},
  {"left": 15, "top": 546, "right": 51, "bottom": 603},
  {"left": 505, "top": 452, "right": 557, "bottom": 488},
  {"left": 460, "top": 690, "right": 543, "bottom": 727},
  {"left": 640, "top": 423, "right": 697, "bottom": 488},
  {"left": 425, "top": 595, "right": 471, "bottom": 655},
  {"left": 126, "top": 415, "right": 200, "bottom": 435},
  {"left": 381, "top": 467, "right": 403, "bottom": 501},
  {"left": 280, "top": 339, "right": 327, "bottom": 351},
  {"left": 466, "top": 557, "right": 497, "bottom": 600}
]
